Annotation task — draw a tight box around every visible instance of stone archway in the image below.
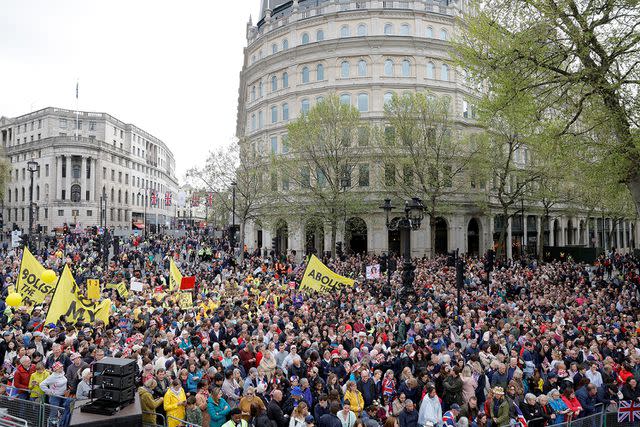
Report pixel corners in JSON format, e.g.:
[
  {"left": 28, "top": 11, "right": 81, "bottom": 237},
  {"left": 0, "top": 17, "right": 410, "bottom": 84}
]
[
  {"left": 567, "top": 219, "right": 574, "bottom": 245},
  {"left": 304, "top": 217, "right": 324, "bottom": 255},
  {"left": 388, "top": 216, "right": 402, "bottom": 257},
  {"left": 346, "top": 217, "right": 368, "bottom": 254},
  {"left": 274, "top": 219, "right": 288, "bottom": 256},
  {"left": 467, "top": 218, "right": 480, "bottom": 256},
  {"left": 435, "top": 217, "right": 448, "bottom": 254}
]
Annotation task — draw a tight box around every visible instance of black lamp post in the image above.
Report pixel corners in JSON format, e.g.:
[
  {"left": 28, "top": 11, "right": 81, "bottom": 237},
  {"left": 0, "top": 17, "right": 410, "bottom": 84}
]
[
  {"left": 27, "top": 160, "right": 40, "bottom": 251},
  {"left": 231, "top": 181, "right": 237, "bottom": 252},
  {"left": 380, "top": 197, "right": 425, "bottom": 301},
  {"left": 137, "top": 188, "right": 146, "bottom": 239}
]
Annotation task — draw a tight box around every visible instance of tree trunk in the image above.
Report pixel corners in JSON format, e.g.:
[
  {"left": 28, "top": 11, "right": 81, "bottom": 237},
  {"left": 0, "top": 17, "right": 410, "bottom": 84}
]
[
  {"left": 330, "top": 220, "right": 337, "bottom": 259},
  {"left": 538, "top": 214, "right": 547, "bottom": 261},
  {"left": 240, "top": 220, "right": 246, "bottom": 253}
]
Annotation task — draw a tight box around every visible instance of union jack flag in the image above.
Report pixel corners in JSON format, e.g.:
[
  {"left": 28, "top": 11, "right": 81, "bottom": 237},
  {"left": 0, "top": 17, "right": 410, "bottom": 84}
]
[
  {"left": 191, "top": 194, "right": 200, "bottom": 207},
  {"left": 206, "top": 193, "right": 213, "bottom": 207},
  {"left": 150, "top": 191, "right": 158, "bottom": 206},
  {"left": 618, "top": 400, "right": 640, "bottom": 423},
  {"left": 514, "top": 403, "right": 528, "bottom": 427},
  {"left": 165, "top": 192, "right": 172, "bottom": 206}
]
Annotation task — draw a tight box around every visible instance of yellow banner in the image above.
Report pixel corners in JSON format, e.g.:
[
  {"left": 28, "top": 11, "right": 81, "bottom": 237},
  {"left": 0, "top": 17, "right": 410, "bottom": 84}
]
[
  {"left": 17, "top": 247, "right": 54, "bottom": 304},
  {"left": 169, "top": 259, "right": 183, "bottom": 291},
  {"left": 177, "top": 292, "right": 193, "bottom": 309},
  {"left": 45, "top": 265, "right": 111, "bottom": 325},
  {"left": 300, "top": 255, "right": 354, "bottom": 292}
]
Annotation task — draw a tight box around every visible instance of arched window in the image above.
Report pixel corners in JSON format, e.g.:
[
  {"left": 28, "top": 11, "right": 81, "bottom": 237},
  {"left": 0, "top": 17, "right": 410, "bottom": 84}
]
[
  {"left": 258, "top": 81, "right": 263, "bottom": 97},
  {"left": 358, "top": 60, "right": 367, "bottom": 77},
  {"left": 402, "top": 60, "right": 410, "bottom": 77},
  {"left": 441, "top": 64, "right": 449, "bottom": 81},
  {"left": 302, "top": 67, "right": 310, "bottom": 83},
  {"left": 384, "top": 59, "right": 394, "bottom": 76},
  {"left": 283, "top": 39, "right": 289, "bottom": 50},
  {"left": 251, "top": 86, "right": 256, "bottom": 101},
  {"left": 271, "top": 106, "right": 278, "bottom": 123},
  {"left": 357, "top": 93, "right": 369, "bottom": 112},
  {"left": 340, "top": 94, "right": 351, "bottom": 105},
  {"left": 426, "top": 26, "right": 433, "bottom": 38},
  {"left": 316, "top": 29, "right": 324, "bottom": 41},
  {"left": 271, "top": 75, "right": 278, "bottom": 92},
  {"left": 316, "top": 96, "right": 325, "bottom": 103},
  {"left": 282, "top": 103, "right": 289, "bottom": 120},
  {"left": 384, "top": 23, "right": 393, "bottom": 35},
  {"left": 71, "top": 184, "right": 81, "bottom": 203},
  {"left": 251, "top": 114, "right": 256, "bottom": 130},
  {"left": 21, "top": 187, "right": 25, "bottom": 201},
  {"left": 36, "top": 185, "right": 40, "bottom": 201},
  {"left": 440, "top": 29, "right": 448, "bottom": 40},
  {"left": 316, "top": 64, "right": 324, "bottom": 81},
  {"left": 283, "top": 72, "right": 289, "bottom": 88},
  {"left": 384, "top": 92, "right": 393, "bottom": 105},
  {"left": 340, "top": 25, "right": 350, "bottom": 38},
  {"left": 110, "top": 188, "right": 114, "bottom": 203},
  {"left": 118, "top": 189, "right": 122, "bottom": 203},
  {"left": 357, "top": 24, "right": 367, "bottom": 36},
  {"left": 125, "top": 191, "right": 128, "bottom": 204},
  {"left": 272, "top": 43, "right": 278, "bottom": 54},
  {"left": 400, "top": 24, "right": 410, "bottom": 35},
  {"left": 426, "top": 62, "right": 435, "bottom": 79},
  {"left": 341, "top": 61, "right": 350, "bottom": 78},
  {"left": 301, "top": 33, "right": 310, "bottom": 45},
  {"left": 301, "top": 99, "right": 310, "bottom": 114}
]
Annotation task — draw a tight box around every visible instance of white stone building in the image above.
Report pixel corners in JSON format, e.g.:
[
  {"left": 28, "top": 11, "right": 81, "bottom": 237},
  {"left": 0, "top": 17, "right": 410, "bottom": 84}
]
[
  {"left": 236, "top": 0, "right": 638, "bottom": 258},
  {"left": 1, "top": 107, "right": 179, "bottom": 234}
]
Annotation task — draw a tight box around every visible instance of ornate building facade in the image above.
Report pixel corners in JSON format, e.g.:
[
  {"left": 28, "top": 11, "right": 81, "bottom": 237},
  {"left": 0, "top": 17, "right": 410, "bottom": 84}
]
[
  {"left": 236, "top": 0, "right": 638, "bottom": 258},
  {"left": 1, "top": 107, "right": 179, "bottom": 234}
]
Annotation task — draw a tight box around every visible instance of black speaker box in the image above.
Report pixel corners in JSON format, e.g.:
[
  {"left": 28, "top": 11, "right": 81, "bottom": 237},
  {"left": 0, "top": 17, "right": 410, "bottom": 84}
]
[
  {"left": 92, "top": 386, "right": 135, "bottom": 403},
  {"left": 93, "top": 357, "right": 137, "bottom": 377},
  {"left": 93, "top": 373, "right": 135, "bottom": 389}
]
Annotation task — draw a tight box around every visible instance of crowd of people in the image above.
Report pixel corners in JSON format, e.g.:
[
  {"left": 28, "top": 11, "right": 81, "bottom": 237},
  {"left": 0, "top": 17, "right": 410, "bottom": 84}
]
[{"left": 0, "top": 231, "right": 639, "bottom": 427}]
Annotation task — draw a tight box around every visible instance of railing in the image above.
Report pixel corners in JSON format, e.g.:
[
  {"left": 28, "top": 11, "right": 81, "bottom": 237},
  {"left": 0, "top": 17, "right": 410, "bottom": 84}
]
[
  {"left": 0, "top": 409, "right": 28, "bottom": 427},
  {"left": 166, "top": 413, "right": 202, "bottom": 427},
  {"left": 0, "top": 393, "right": 67, "bottom": 427},
  {"left": 142, "top": 411, "right": 166, "bottom": 427}
]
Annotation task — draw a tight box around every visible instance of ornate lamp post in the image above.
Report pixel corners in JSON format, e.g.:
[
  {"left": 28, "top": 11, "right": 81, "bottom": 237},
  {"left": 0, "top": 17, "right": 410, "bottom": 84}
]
[
  {"left": 27, "top": 160, "right": 40, "bottom": 251},
  {"left": 380, "top": 197, "right": 425, "bottom": 301}
]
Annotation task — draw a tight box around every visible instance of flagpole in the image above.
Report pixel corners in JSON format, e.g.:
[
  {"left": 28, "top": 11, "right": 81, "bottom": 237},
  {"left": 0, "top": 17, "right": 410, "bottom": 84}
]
[{"left": 75, "top": 79, "right": 79, "bottom": 141}]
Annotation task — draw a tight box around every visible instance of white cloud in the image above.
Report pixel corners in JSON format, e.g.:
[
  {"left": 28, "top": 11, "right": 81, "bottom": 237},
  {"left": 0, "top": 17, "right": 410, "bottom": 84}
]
[{"left": 0, "top": 0, "right": 260, "bottom": 180}]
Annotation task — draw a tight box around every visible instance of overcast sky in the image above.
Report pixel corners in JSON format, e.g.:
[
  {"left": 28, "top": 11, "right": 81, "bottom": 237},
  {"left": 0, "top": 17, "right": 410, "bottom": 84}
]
[{"left": 0, "top": 0, "right": 260, "bottom": 179}]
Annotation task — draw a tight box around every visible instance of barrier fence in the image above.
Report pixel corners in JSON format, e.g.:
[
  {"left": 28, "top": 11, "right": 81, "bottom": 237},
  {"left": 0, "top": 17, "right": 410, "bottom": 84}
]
[{"left": 0, "top": 393, "right": 66, "bottom": 427}]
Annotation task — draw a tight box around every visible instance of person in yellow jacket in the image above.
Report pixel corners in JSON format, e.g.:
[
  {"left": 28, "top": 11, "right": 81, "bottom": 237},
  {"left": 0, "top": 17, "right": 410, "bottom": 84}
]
[
  {"left": 29, "top": 362, "right": 50, "bottom": 400},
  {"left": 164, "top": 379, "right": 187, "bottom": 427},
  {"left": 343, "top": 380, "right": 365, "bottom": 416},
  {"left": 140, "top": 379, "right": 164, "bottom": 425}
]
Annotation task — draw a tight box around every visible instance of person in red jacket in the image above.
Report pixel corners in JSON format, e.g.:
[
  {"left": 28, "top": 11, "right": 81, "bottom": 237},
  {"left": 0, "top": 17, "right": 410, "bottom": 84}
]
[{"left": 13, "top": 355, "right": 36, "bottom": 399}]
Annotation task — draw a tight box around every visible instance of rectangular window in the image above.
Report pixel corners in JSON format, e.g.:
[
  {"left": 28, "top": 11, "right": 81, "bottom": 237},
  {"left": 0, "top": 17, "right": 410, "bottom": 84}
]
[
  {"left": 125, "top": 174, "right": 129, "bottom": 184},
  {"left": 385, "top": 163, "right": 396, "bottom": 186},
  {"left": 271, "top": 106, "right": 278, "bottom": 123},
  {"left": 58, "top": 209, "right": 64, "bottom": 216},
  {"left": 103, "top": 167, "right": 107, "bottom": 179},
  {"left": 384, "top": 126, "right": 396, "bottom": 144},
  {"left": 357, "top": 127, "right": 369, "bottom": 146},
  {"left": 38, "top": 119, "right": 42, "bottom": 129},
  {"left": 59, "top": 119, "right": 67, "bottom": 128},
  {"left": 118, "top": 172, "right": 122, "bottom": 183},
  {"left": 300, "top": 168, "right": 311, "bottom": 188},
  {"left": 403, "top": 164, "right": 413, "bottom": 185},
  {"left": 358, "top": 164, "right": 369, "bottom": 187},
  {"left": 270, "top": 171, "right": 278, "bottom": 191},
  {"left": 316, "top": 168, "right": 327, "bottom": 188},
  {"left": 87, "top": 210, "right": 92, "bottom": 216},
  {"left": 111, "top": 170, "right": 115, "bottom": 181},
  {"left": 61, "top": 190, "right": 66, "bottom": 200},
  {"left": 72, "top": 209, "right": 79, "bottom": 217},
  {"left": 37, "top": 133, "right": 41, "bottom": 140},
  {"left": 61, "top": 159, "right": 66, "bottom": 178},
  {"left": 44, "top": 208, "right": 48, "bottom": 219},
  {"left": 77, "top": 120, "right": 82, "bottom": 130},
  {"left": 89, "top": 121, "right": 96, "bottom": 131},
  {"left": 86, "top": 190, "right": 90, "bottom": 201},
  {"left": 271, "top": 137, "right": 278, "bottom": 154}
]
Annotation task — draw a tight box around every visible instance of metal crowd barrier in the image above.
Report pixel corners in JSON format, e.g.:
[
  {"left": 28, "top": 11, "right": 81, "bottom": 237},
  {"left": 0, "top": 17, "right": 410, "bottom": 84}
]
[
  {"left": 166, "top": 413, "right": 202, "bottom": 427},
  {"left": 0, "top": 392, "right": 67, "bottom": 427},
  {"left": 142, "top": 411, "right": 166, "bottom": 427},
  {"left": 0, "top": 409, "right": 28, "bottom": 427}
]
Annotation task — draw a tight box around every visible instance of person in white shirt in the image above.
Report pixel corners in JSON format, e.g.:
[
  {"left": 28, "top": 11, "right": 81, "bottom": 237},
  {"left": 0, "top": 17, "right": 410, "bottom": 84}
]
[
  {"left": 585, "top": 363, "right": 603, "bottom": 388},
  {"left": 418, "top": 385, "right": 442, "bottom": 427},
  {"left": 337, "top": 400, "right": 356, "bottom": 427}
]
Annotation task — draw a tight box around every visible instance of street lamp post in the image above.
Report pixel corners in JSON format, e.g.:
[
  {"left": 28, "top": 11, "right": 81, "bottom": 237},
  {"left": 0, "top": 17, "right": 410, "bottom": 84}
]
[
  {"left": 380, "top": 197, "right": 425, "bottom": 302},
  {"left": 137, "top": 188, "right": 147, "bottom": 239},
  {"left": 231, "top": 181, "right": 237, "bottom": 252},
  {"left": 27, "top": 160, "right": 40, "bottom": 251}
]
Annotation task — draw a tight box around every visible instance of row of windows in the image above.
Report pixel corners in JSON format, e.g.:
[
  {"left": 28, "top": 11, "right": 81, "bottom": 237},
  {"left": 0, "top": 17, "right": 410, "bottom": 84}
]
[
  {"left": 254, "top": 23, "right": 449, "bottom": 63},
  {"left": 250, "top": 60, "right": 451, "bottom": 101}
]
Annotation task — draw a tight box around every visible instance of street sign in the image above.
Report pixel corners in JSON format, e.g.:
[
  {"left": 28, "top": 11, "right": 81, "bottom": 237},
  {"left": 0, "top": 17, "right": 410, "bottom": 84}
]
[{"left": 11, "top": 230, "right": 21, "bottom": 248}]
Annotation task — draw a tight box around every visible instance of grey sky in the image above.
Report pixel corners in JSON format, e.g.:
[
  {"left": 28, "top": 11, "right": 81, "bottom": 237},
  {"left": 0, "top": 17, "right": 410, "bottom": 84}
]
[{"left": 0, "top": 0, "right": 260, "bottom": 179}]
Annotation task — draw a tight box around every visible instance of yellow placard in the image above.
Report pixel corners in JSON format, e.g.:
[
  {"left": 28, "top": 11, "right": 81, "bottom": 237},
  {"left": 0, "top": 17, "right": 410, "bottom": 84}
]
[
  {"left": 17, "top": 247, "right": 54, "bottom": 304},
  {"left": 169, "top": 259, "right": 183, "bottom": 291},
  {"left": 87, "top": 279, "right": 100, "bottom": 300},
  {"left": 177, "top": 292, "right": 193, "bottom": 309},
  {"left": 300, "top": 254, "right": 355, "bottom": 292},
  {"left": 107, "top": 282, "right": 129, "bottom": 298},
  {"left": 45, "top": 265, "right": 111, "bottom": 325}
]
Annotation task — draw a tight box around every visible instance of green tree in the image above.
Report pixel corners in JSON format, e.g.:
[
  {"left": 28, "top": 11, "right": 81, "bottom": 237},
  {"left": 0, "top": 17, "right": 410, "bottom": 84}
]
[
  {"left": 274, "top": 94, "right": 367, "bottom": 257},
  {"left": 455, "top": 0, "right": 640, "bottom": 214},
  {"left": 383, "top": 92, "right": 482, "bottom": 257}
]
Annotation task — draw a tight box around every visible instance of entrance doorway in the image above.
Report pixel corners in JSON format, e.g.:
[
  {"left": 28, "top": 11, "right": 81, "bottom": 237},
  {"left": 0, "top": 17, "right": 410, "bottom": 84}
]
[{"left": 467, "top": 218, "right": 480, "bottom": 256}]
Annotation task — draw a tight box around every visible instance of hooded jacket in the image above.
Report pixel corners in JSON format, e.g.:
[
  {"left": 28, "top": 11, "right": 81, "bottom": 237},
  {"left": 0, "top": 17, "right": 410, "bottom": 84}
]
[{"left": 39, "top": 371, "right": 68, "bottom": 397}]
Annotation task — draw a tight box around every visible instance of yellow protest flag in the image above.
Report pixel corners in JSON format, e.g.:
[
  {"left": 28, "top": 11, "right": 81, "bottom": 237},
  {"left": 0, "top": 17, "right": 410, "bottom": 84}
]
[
  {"left": 300, "top": 255, "right": 355, "bottom": 292},
  {"left": 87, "top": 279, "right": 100, "bottom": 300},
  {"left": 16, "top": 247, "right": 54, "bottom": 304},
  {"left": 169, "top": 259, "right": 183, "bottom": 291},
  {"left": 45, "top": 265, "right": 110, "bottom": 325}
]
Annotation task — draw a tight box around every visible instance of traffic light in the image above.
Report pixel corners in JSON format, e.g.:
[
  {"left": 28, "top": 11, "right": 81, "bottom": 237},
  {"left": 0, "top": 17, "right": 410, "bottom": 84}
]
[
  {"left": 19, "top": 234, "right": 29, "bottom": 248},
  {"left": 456, "top": 258, "right": 465, "bottom": 289},
  {"left": 485, "top": 249, "right": 495, "bottom": 273},
  {"left": 380, "top": 253, "right": 388, "bottom": 273},
  {"left": 0, "top": 212, "right": 3, "bottom": 230}
]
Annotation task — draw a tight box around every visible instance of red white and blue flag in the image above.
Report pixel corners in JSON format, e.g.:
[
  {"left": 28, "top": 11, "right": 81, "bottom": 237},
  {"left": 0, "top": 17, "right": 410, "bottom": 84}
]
[
  {"left": 514, "top": 403, "right": 528, "bottom": 427},
  {"left": 165, "top": 192, "right": 172, "bottom": 206},
  {"left": 150, "top": 191, "right": 158, "bottom": 206},
  {"left": 618, "top": 400, "right": 640, "bottom": 423}
]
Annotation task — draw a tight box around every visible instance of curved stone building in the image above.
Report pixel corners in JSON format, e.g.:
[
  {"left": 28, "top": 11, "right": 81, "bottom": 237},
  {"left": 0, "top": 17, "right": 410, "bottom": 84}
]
[{"left": 236, "top": 0, "right": 638, "bottom": 258}]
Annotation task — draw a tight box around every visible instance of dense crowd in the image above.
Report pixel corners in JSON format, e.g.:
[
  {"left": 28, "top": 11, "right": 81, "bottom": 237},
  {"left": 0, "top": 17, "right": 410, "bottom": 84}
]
[{"left": 0, "top": 232, "right": 639, "bottom": 427}]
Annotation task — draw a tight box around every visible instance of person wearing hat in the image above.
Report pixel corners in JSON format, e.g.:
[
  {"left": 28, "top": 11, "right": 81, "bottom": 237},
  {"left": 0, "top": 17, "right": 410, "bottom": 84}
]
[
  {"left": 40, "top": 361, "right": 70, "bottom": 425},
  {"left": 442, "top": 404, "right": 460, "bottom": 427},
  {"left": 66, "top": 352, "right": 88, "bottom": 394},
  {"left": 488, "top": 388, "right": 509, "bottom": 427}
]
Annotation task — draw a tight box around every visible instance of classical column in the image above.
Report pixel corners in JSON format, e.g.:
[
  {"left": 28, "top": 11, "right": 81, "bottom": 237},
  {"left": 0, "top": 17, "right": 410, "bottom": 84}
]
[
  {"left": 56, "top": 156, "right": 62, "bottom": 200},
  {"left": 536, "top": 216, "right": 542, "bottom": 252},
  {"left": 549, "top": 219, "right": 555, "bottom": 247},
  {"left": 488, "top": 215, "right": 495, "bottom": 251},
  {"left": 506, "top": 217, "right": 513, "bottom": 259},
  {"left": 81, "top": 156, "right": 87, "bottom": 202},
  {"left": 585, "top": 218, "right": 590, "bottom": 247}
]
